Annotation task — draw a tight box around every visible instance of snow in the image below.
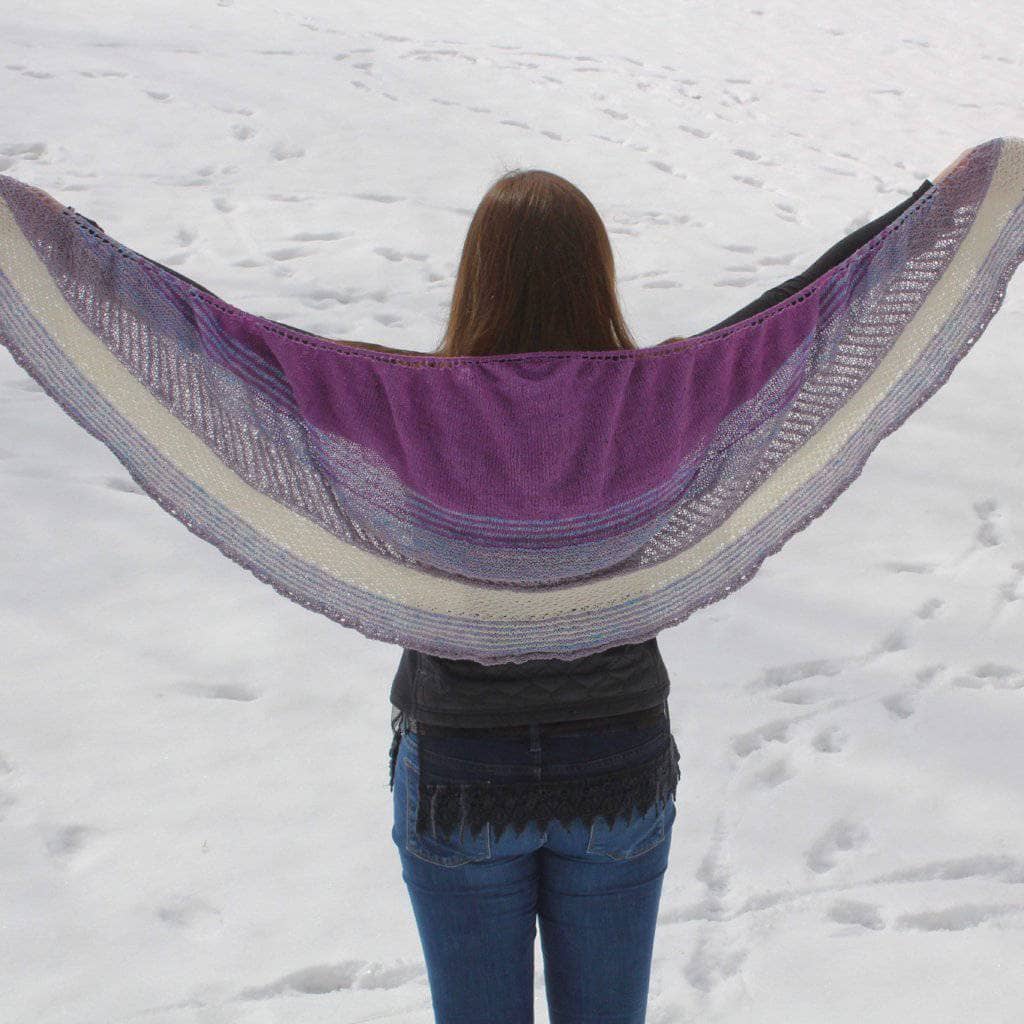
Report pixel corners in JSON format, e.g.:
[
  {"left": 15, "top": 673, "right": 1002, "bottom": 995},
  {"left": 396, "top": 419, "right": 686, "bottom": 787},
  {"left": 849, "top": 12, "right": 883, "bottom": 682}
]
[{"left": 1, "top": 1, "right": 1022, "bottom": 1021}]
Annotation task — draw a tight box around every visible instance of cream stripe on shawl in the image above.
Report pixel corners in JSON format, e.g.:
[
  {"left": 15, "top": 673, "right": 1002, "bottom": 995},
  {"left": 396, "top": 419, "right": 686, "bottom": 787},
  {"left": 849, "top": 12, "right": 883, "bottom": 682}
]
[{"left": 0, "top": 142, "right": 1020, "bottom": 622}]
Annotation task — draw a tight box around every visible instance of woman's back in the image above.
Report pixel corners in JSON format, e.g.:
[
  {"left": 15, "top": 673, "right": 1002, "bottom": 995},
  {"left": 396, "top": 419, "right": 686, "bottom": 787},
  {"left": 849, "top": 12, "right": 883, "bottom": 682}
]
[{"left": 386, "top": 166, "right": 935, "bottom": 1024}]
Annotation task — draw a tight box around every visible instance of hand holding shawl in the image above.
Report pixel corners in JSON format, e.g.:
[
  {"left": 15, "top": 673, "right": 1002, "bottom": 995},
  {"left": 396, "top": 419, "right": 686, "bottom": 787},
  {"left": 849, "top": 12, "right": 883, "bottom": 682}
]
[{"left": 1, "top": 137, "right": 1022, "bottom": 662}]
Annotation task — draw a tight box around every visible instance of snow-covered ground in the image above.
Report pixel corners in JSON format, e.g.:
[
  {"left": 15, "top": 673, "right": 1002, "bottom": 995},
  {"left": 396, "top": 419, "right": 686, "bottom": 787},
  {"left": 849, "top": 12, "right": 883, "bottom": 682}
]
[{"left": 1, "top": 2, "right": 1022, "bottom": 1021}]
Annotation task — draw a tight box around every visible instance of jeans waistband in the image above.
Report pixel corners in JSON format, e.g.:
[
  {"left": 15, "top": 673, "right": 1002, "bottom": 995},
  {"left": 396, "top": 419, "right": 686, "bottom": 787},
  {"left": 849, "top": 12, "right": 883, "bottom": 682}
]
[{"left": 406, "top": 701, "right": 667, "bottom": 738}]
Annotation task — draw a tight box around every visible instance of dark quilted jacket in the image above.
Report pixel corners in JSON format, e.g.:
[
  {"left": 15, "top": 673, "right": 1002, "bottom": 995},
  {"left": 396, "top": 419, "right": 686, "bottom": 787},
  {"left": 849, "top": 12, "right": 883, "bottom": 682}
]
[{"left": 389, "top": 638, "right": 670, "bottom": 728}]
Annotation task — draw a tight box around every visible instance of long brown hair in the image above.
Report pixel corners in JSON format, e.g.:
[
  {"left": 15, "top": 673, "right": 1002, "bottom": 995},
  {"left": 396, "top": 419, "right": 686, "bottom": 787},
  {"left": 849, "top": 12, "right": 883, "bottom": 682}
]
[{"left": 435, "top": 168, "right": 639, "bottom": 357}]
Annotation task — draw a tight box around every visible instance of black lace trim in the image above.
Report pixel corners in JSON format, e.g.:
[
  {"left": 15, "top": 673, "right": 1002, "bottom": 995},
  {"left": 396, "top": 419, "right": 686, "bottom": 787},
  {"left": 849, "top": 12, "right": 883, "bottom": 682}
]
[{"left": 388, "top": 707, "right": 682, "bottom": 844}]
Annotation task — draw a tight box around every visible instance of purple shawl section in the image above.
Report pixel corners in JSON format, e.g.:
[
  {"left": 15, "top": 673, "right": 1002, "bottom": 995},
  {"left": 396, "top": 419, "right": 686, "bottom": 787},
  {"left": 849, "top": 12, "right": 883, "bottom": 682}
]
[{"left": 193, "top": 282, "right": 819, "bottom": 520}]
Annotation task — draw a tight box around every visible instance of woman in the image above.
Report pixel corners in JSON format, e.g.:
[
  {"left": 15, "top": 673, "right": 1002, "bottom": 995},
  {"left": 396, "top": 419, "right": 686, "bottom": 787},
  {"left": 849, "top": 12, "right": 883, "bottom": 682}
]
[
  {"left": 0, "top": 140, "right": 980, "bottom": 1024},
  {"left": 388, "top": 150, "right": 970, "bottom": 1023}
]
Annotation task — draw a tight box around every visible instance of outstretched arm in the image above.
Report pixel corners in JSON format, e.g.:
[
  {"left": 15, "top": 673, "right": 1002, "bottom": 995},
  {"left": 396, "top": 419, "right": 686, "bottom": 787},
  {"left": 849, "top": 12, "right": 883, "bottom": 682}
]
[{"left": 703, "top": 177, "right": 933, "bottom": 334}]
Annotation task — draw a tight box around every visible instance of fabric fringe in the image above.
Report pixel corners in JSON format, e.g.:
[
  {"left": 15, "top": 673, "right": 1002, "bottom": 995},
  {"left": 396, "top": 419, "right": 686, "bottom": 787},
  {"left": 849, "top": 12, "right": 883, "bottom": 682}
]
[{"left": 404, "top": 729, "right": 682, "bottom": 845}]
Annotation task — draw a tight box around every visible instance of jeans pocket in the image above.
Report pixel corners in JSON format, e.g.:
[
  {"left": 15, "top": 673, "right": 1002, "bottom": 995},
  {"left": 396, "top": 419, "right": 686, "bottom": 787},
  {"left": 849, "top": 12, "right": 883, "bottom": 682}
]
[
  {"left": 403, "top": 755, "right": 493, "bottom": 868},
  {"left": 586, "top": 796, "right": 675, "bottom": 861}
]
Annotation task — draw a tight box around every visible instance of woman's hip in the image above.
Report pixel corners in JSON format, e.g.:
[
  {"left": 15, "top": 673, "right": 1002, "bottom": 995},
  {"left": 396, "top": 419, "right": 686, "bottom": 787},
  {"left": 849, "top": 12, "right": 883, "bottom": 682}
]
[{"left": 390, "top": 706, "right": 681, "bottom": 866}]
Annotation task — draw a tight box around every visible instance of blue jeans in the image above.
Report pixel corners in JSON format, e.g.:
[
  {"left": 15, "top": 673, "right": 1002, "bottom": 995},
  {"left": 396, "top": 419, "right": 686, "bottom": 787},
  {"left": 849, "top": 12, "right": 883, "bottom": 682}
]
[{"left": 390, "top": 714, "right": 678, "bottom": 1023}]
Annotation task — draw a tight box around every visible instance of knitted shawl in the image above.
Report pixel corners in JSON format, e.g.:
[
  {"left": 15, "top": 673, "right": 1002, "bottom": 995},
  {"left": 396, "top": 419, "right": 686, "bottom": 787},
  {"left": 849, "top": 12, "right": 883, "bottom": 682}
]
[{"left": 1, "top": 137, "right": 1021, "bottom": 664}]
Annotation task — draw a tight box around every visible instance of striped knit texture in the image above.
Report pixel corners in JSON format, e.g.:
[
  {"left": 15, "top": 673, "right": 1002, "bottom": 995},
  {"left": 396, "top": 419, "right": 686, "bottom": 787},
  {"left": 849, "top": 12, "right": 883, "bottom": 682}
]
[{"left": 1, "top": 137, "right": 1022, "bottom": 663}]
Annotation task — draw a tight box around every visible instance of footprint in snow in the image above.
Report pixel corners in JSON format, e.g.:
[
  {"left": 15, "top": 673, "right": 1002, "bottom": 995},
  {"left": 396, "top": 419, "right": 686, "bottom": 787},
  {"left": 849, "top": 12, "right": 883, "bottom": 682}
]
[
  {"left": 952, "top": 663, "right": 1023, "bottom": 690},
  {"left": 44, "top": 824, "right": 99, "bottom": 859},
  {"left": 268, "top": 246, "right": 312, "bottom": 262},
  {"left": 239, "top": 958, "right": 424, "bottom": 998},
  {"left": 811, "top": 725, "right": 847, "bottom": 753},
  {"left": 805, "top": 818, "right": 869, "bottom": 873},
  {"left": 731, "top": 716, "right": 794, "bottom": 758},
  {"left": 996, "top": 561, "right": 1024, "bottom": 605},
  {"left": 973, "top": 498, "right": 1001, "bottom": 547},
  {"left": 754, "top": 755, "right": 794, "bottom": 788},
  {"left": 828, "top": 898, "right": 885, "bottom": 930},
  {"left": 883, "top": 559, "right": 935, "bottom": 574},
  {"left": 871, "top": 853, "right": 1024, "bottom": 885},
  {"left": 916, "top": 596, "right": 944, "bottom": 619},
  {"left": 753, "top": 658, "right": 845, "bottom": 692},
  {"left": 270, "top": 141, "right": 306, "bottom": 161},
  {"left": 682, "top": 933, "right": 748, "bottom": 994},
  {"left": 896, "top": 903, "right": 1023, "bottom": 932},
  {"left": 156, "top": 895, "right": 223, "bottom": 931},
  {"left": 869, "top": 626, "right": 910, "bottom": 657},
  {"left": 291, "top": 230, "right": 347, "bottom": 242},
  {"left": 1, "top": 141, "right": 47, "bottom": 162},
  {"left": 881, "top": 690, "right": 915, "bottom": 719},
  {"left": 351, "top": 192, "right": 405, "bottom": 205},
  {"left": 374, "top": 246, "right": 428, "bottom": 263},
  {"left": 174, "top": 682, "right": 260, "bottom": 702},
  {"left": 758, "top": 250, "right": 797, "bottom": 265}
]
